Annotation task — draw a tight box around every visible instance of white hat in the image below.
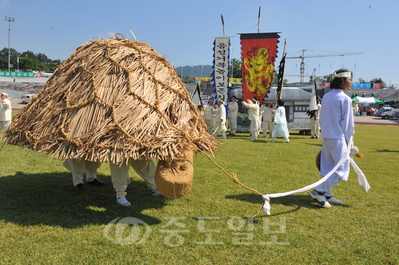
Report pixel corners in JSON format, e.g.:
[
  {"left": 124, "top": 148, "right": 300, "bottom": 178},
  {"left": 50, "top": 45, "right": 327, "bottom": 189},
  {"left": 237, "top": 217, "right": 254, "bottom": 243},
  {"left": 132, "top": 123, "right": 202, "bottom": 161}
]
[{"left": 1, "top": 92, "right": 8, "bottom": 96}]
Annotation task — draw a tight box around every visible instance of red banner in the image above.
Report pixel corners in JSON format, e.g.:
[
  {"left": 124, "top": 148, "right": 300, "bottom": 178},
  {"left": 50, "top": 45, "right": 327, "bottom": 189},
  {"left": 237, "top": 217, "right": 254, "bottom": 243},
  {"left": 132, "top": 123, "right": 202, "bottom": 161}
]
[{"left": 240, "top": 33, "right": 280, "bottom": 102}]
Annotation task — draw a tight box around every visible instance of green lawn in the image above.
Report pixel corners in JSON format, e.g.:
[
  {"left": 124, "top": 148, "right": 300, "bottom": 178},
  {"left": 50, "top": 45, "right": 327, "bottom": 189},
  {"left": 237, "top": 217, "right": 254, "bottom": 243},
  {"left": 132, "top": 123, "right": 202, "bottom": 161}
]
[{"left": 0, "top": 124, "right": 398, "bottom": 265}]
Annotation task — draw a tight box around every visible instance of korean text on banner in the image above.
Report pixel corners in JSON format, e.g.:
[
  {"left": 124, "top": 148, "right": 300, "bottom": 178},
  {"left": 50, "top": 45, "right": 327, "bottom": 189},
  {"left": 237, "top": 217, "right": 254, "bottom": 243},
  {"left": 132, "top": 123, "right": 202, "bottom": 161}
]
[{"left": 213, "top": 37, "right": 230, "bottom": 103}]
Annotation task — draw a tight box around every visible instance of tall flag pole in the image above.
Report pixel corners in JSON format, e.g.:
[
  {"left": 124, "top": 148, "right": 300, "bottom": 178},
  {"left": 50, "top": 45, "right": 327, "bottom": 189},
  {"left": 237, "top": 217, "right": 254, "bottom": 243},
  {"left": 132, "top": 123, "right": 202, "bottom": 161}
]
[
  {"left": 258, "top": 6, "right": 261, "bottom": 33},
  {"left": 221, "top": 14, "right": 225, "bottom": 37},
  {"left": 276, "top": 53, "right": 286, "bottom": 101},
  {"left": 210, "top": 14, "right": 231, "bottom": 104}
]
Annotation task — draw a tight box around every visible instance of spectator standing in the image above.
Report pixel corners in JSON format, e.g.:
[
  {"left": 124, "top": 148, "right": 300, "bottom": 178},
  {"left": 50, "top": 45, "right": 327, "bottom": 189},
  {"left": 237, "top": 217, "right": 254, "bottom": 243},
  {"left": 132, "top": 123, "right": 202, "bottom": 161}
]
[
  {"left": 212, "top": 100, "right": 227, "bottom": 139},
  {"left": 261, "top": 102, "right": 274, "bottom": 138},
  {"left": 203, "top": 99, "right": 215, "bottom": 134},
  {"left": 228, "top": 96, "right": 238, "bottom": 136},
  {"left": 0, "top": 92, "right": 12, "bottom": 132},
  {"left": 271, "top": 99, "right": 290, "bottom": 143},
  {"left": 310, "top": 102, "right": 321, "bottom": 139},
  {"left": 242, "top": 97, "right": 260, "bottom": 140}
]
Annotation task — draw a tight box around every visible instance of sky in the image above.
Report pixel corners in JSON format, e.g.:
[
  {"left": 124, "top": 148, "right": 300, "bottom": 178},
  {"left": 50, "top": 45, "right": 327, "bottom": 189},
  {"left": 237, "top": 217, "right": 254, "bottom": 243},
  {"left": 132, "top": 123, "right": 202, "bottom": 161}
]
[{"left": 1, "top": 0, "right": 399, "bottom": 86}]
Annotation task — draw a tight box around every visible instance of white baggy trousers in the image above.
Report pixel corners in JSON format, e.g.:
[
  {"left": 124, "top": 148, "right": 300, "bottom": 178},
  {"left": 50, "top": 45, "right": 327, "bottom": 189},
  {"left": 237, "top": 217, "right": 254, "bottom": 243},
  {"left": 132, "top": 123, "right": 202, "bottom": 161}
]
[
  {"left": 109, "top": 159, "right": 157, "bottom": 199},
  {"left": 317, "top": 138, "right": 350, "bottom": 197},
  {"left": 63, "top": 159, "right": 102, "bottom": 186}
]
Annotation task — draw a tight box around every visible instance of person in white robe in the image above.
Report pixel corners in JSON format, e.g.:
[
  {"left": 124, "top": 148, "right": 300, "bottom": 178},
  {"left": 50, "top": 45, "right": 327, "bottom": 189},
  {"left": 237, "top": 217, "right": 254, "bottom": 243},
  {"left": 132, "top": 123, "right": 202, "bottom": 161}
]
[
  {"left": 203, "top": 99, "right": 215, "bottom": 134},
  {"left": 227, "top": 96, "right": 238, "bottom": 135},
  {"left": 212, "top": 100, "right": 227, "bottom": 139},
  {"left": 308, "top": 69, "right": 354, "bottom": 208},
  {"left": 271, "top": 99, "right": 289, "bottom": 143},
  {"left": 0, "top": 92, "right": 12, "bottom": 131},
  {"left": 310, "top": 103, "right": 321, "bottom": 139},
  {"left": 242, "top": 97, "right": 260, "bottom": 140},
  {"left": 261, "top": 102, "right": 274, "bottom": 138}
]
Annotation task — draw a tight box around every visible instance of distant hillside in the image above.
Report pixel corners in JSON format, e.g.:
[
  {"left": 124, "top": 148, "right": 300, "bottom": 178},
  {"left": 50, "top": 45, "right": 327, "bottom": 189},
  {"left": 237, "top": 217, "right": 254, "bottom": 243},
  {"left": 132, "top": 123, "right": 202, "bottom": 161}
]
[{"left": 175, "top": 65, "right": 213, "bottom": 78}]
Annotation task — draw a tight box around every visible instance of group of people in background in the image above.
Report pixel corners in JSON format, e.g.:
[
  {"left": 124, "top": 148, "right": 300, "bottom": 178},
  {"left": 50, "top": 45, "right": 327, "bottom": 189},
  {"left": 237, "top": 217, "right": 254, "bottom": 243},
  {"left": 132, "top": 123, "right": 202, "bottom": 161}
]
[
  {"left": 202, "top": 96, "right": 291, "bottom": 143},
  {"left": 202, "top": 68, "right": 355, "bottom": 209}
]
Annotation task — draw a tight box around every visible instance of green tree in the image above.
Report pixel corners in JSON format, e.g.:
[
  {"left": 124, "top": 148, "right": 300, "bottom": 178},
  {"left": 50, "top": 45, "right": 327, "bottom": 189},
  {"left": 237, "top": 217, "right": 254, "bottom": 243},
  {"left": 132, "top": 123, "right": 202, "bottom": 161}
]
[
  {"left": 0, "top": 47, "right": 20, "bottom": 70},
  {"left": 370, "top": 78, "right": 386, "bottom": 88},
  {"left": 230, "top": 58, "right": 241, "bottom": 78},
  {"left": 181, "top": 76, "right": 194, "bottom": 83},
  {"left": 19, "top": 57, "right": 49, "bottom": 72},
  {"left": 20, "top": 50, "right": 35, "bottom": 59}
]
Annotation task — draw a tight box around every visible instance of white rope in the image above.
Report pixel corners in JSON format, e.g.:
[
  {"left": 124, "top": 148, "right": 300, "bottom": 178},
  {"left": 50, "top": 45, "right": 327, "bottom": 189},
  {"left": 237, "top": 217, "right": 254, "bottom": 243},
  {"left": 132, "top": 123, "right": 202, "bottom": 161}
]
[{"left": 262, "top": 137, "right": 370, "bottom": 215}]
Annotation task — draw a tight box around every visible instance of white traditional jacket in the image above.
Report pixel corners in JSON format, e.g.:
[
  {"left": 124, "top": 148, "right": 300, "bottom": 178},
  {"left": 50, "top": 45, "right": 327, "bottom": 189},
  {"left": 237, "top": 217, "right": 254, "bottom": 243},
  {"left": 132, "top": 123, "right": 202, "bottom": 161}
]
[
  {"left": 0, "top": 98, "right": 12, "bottom": 121},
  {"left": 203, "top": 104, "right": 214, "bottom": 120},
  {"left": 242, "top": 101, "right": 259, "bottom": 121},
  {"left": 228, "top": 101, "right": 238, "bottom": 119}
]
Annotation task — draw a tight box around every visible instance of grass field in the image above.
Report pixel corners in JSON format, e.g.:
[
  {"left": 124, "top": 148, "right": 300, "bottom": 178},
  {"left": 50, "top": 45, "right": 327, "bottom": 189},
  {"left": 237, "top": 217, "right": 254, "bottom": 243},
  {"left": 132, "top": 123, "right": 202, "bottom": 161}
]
[{"left": 0, "top": 122, "right": 398, "bottom": 264}]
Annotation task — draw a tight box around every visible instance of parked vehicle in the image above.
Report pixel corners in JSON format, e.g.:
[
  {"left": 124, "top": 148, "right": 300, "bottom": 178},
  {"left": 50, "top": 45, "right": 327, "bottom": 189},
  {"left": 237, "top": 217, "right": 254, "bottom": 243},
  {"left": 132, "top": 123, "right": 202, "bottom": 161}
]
[
  {"left": 229, "top": 84, "right": 243, "bottom": 99},
  {"left": 21, "top": 94, "right": 33, "bottom": 104},
  {"left": 376, "top": 107, "right": 399, "bottom": 119},
  {"left": 266, "top": 86, "right": 313, "bottom": 133}
]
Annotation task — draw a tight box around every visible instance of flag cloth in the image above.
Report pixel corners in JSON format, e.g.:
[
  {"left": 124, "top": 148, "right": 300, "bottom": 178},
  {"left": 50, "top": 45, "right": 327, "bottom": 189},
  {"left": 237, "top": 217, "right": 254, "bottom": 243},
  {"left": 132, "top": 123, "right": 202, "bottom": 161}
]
[
  {"left": 352, "top": 96, "right": 384, "bottom": 104},
  {"left": 240, "top": 33, "right": 280, "bottom": 102},
  {"left": 383, "top": 91, "right": 399, "bottom": 101},
  {"left": 275, "top": 53, "right": 286, "bottom": 101},
  {"left": 212, "top": 37, "right": 230, "bottom": 103}
]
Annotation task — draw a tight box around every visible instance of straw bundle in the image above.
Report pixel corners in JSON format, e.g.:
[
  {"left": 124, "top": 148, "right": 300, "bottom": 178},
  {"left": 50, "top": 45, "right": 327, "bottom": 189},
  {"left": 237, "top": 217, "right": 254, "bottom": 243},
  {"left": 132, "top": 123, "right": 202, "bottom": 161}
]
[
  {"left": 5, "top": 38, "right": 219, "bottom": 166},
  {"left": 155, "top": 149, "right": 194, "bottom": 199}
]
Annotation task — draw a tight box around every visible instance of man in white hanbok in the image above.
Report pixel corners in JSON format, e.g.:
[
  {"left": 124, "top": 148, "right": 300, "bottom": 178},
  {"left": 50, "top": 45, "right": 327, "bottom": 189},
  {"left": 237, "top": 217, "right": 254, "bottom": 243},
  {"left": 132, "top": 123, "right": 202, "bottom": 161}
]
[
  {"left": 0, "top": 92, "right": 12, "bottom": 131},
  {"left": 309, "top": 69, "right": 354, "bottom": 208},
  {"left": 271, "top": 99, "right": 289, "bottom": 143},
  {"left": 242, "top": 97, "right": 260, "bottom": 140},
  {"left": 212, "top": 100, "right": 227, "bottom": 139},
  {"left": 227, "top": 96, "right": 238, "bottom": 135},
  {"left": 261, "top": 102, "right": 274, "bottom": 138},
  {"left": 203, "top": 99, "right": 215, "bottom": 134},
  {"left": 310, "top": 102, "right": 321, "bottom": 139}
]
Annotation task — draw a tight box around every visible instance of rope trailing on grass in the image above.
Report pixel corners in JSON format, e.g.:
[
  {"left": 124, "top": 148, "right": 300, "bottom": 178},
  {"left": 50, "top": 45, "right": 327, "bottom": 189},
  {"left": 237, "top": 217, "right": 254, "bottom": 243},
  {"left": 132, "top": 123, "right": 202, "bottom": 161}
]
[{"left": 200, "top": 137, "right": 370, "bottom": 216}]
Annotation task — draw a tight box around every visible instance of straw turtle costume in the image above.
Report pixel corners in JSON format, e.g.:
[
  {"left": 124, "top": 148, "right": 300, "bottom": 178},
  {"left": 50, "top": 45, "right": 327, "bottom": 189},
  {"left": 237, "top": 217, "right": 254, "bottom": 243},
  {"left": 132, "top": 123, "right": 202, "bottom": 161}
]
[{"left": 5, "top": 37, "right": 219, "bottom": 199}]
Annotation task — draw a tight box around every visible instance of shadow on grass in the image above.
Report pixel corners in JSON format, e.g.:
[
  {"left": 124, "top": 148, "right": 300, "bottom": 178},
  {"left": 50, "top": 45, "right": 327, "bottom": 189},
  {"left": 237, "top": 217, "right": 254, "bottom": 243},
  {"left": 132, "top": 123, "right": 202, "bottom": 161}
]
[
  {"left": 303, "top": 142, "right": 323, "bottom": 147},
  {"left": 374, "top": 149, "right": 399, "bottom": 153},
  {"left": 0, "top": 171, "right": 166, "bottom": 228},
  {"left": 225, "top": 193, "right": 350, "bottom": 216}
]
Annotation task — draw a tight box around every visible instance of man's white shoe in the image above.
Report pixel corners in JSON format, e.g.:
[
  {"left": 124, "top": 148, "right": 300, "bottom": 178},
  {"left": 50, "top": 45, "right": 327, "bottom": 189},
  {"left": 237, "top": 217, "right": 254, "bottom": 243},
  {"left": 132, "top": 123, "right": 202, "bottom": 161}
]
[
  {"left": 152, "top": 188, "right": 162, "bottom": 196},
  {"left": 327, "top": 197, "right": 343, "bottom": 205},
  {"left": 308, "top": 189, "right": 331, "bottom": 208},
  {"left": 117, "top": 197, "right": 131, "bottom": 206}
]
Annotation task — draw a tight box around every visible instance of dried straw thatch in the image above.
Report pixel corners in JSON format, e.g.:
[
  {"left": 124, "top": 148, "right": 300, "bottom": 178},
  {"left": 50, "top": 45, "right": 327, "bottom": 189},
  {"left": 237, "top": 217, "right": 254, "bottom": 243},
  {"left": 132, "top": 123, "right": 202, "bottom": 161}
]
[
  {"left": 155, "top": 149, "right": 194, "bottom": 199},
  {"left": 5, "top": 38, "right": 219, "bottom": 165}
]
